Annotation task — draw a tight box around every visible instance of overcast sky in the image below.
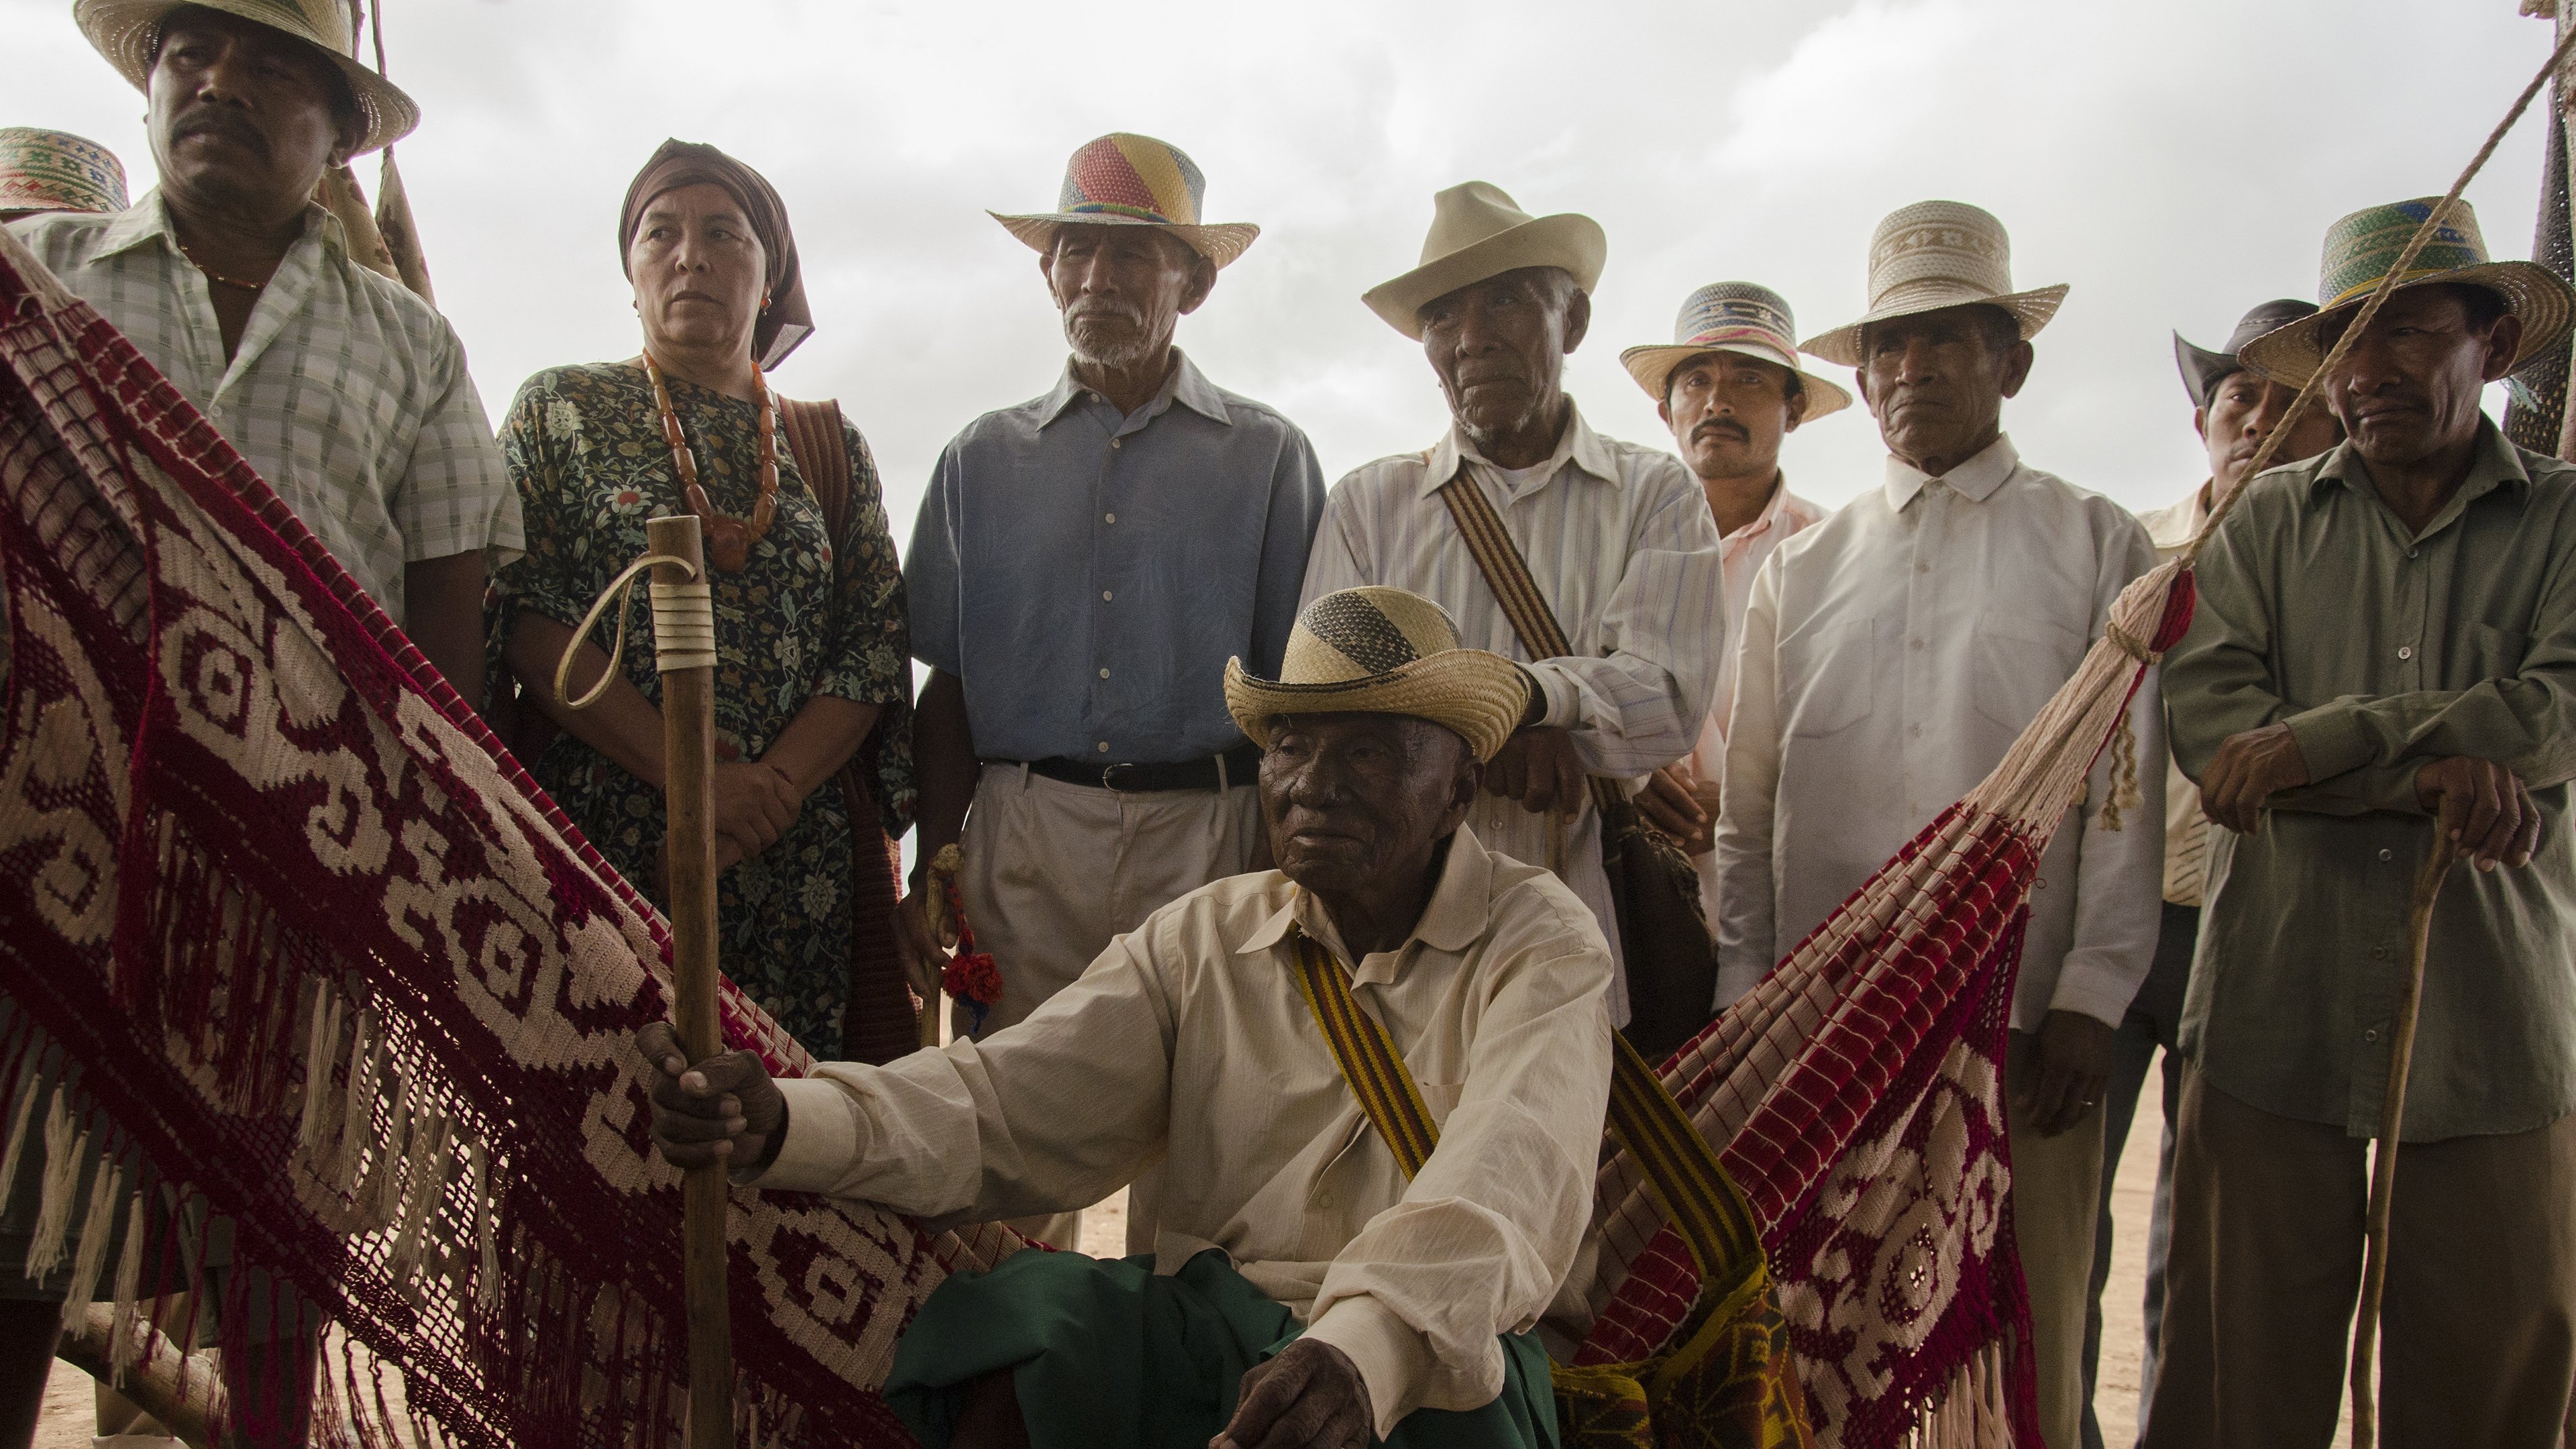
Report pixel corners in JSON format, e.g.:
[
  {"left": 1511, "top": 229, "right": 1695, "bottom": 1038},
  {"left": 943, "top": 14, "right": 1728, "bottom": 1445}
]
[{"left": 8, "top": 0, "right": 2563, "bottom": 533}]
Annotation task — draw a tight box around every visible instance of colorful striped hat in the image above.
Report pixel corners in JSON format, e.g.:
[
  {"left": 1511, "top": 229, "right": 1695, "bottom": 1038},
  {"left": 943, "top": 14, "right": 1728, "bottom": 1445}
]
[
  {"left": 1619, "top": 281, "right": 1853, "bottom": 419},
  {"left": 990, "top": 133, "right": 1258, "bottom": 268},
  {"left": 74, "top": 0, "right": 419, "bottom": 155},
  {"left": 1800, "top": 200, "right": 2068, "bottom": 368},
  {"left": 0, "top": 129, "right": 128, "bottom": 217},
  {"left": 1224, "top": 587, "right": 1529, "bottom": 762},
  {"left": 2239, "top": 197, "right": 2575, "bottom": 387}
]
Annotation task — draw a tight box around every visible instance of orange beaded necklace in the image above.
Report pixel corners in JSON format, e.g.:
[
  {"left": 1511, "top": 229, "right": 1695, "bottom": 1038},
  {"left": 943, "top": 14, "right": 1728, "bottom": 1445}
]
[{"left": 642, "top": 352, "right": 777, "bottom": 574}]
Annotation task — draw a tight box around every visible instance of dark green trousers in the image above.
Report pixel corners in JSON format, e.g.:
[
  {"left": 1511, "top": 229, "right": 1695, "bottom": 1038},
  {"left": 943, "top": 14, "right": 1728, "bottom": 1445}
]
[{"left": 884, "top": 1248, "right": 1556, "bottom": 1449}]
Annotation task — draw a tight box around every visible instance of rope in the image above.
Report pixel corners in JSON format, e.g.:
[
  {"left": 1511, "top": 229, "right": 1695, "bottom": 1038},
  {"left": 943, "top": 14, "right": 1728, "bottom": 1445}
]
[
  {"left": 2104, "top": 621, "right": 2160, "bottom": 665},
  {"left": 2187, "top": 19, "right": 2576, "bottom": 565},
  {"left": 552, "top": 553, "right": 704, "bottom": 710}
]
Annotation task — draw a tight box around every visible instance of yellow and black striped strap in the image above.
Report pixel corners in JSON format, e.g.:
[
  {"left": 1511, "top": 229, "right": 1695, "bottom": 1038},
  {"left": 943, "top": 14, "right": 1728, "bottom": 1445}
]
[{"left": 1291, "top": 934, "right": 1438, "bottom": 1177}]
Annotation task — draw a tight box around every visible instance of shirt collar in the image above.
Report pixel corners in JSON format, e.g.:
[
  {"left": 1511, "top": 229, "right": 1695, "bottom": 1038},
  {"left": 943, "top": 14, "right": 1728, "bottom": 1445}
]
[
  {"left": 1236, "top": 825, "right": 1498, "bottom": 985},
  {"left": 95, "top": 189, "right": 341, "bottom": 264},
  {"left": 1882, "top": 432, "right": 2021, "bottom": 511},
  {"left": 1418, "top": 397, "right": 1619, "bottom": 500},
  {"left": 2308, "top": 413, "right": 2528, "bottom": 515},
  {"left": 1036, "top": 347, "right": 1228, "bottom": 430},
  {"left": 1723, "top": 471, "right": 1819, "bottom": 547},
  {"left": 2142, "top": 484, "right": 2210, "bottom": 551}
]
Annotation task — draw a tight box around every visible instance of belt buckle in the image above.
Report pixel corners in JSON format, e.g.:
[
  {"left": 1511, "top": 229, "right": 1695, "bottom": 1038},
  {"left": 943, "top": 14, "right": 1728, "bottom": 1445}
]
[{"left": 1100, "top": 761, "right": 1141, "bottom": 793}]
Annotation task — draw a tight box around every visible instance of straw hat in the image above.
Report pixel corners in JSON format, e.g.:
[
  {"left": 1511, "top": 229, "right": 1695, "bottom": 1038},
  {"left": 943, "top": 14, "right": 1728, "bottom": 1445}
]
[
  {"left": 74, "top": 0, "right": 419, "bottom": 156},
  {"left": 0, "top": 129, "right": 128, "bottom": 217},
  {"left": 991, "top": 133, "right": 1259, "bottom": 268},
  {"left": 1224, "top": 588, "right": 1531, "bottom": 762},
  {"left": 1800, "top": 200, "right": 2068, "bottom": 368},
  {"left": 1619, "top": 280, "right": 1853, "bottom": 419},
  {"left": 2238, "top": 197, "right": 2576, "bottom": 388},
  {"left": 2174, "top": 299, "right": 2318, "bottom": 410},
  {"left": 1362, "top": 182, "right": 1606, "bottom": 340}
]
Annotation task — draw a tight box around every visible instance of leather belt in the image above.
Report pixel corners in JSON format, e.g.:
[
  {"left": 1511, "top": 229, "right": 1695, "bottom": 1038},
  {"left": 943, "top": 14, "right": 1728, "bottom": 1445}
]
[{"left": 1020, "top": 743, "right": 1263, "bottom": 794}]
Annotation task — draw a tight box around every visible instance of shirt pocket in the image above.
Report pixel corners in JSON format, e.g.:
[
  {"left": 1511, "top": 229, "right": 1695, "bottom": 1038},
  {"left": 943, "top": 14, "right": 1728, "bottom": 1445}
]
[
  {"left": 1780, "top": 614, "right": 1878, "bottom": 739},
  {"left": 1972, "top": 612, "right": 2088, "bottom": 732}
]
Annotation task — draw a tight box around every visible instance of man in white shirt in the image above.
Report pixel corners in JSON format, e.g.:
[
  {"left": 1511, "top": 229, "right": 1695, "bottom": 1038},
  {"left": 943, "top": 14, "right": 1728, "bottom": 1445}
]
[
  {"left": 1620, "top": 282, "right": 1844, "bottom": 918},
  {"left": 640, "top": 587, "right": 1613, "bottom": 1449},
  {"left": 1301, "top": 182, "right": 1725, "bottom": 1044},
  {"left": 1712, "top": 201, "right": 2163, "bottom": 1449}
]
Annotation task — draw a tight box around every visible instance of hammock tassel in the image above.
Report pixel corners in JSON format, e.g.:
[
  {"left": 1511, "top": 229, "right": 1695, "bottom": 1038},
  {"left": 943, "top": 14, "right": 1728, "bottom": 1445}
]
[
  {"left": 0, "top": 1054, "right": 43, "bottom": 1216},
  {"left": 337, "top": 1009, "right": 386, "bottom": 1195},
  {"left": 388, "top": 1107, "right": 454, "bottom": 1297},
  {"left": 468, "top": 1138, "right": 499, "bottom": 1311},
  {"left": 362, "top": 1071, "right": 415, "bottom": 1232},
  {"left": 2096, "top": 708, "right": 2143, "bottom": 833},
  {"left": 25, "top": 1093, "right": 81, "bottom": 1281},
  {"left": 59, "top": 1159, "right": 122, "bottom": 1331},
  {"left": 108, "top": 1187, "right": 146, "bottom": 1385},
  {"left": 298, "top": 975, "right": 343, "bottom": 1155}
]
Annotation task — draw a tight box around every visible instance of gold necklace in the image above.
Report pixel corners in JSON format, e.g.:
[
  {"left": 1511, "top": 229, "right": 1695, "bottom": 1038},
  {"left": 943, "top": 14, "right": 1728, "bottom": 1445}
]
[
  {"left": 173, "top": 238, "right": 270, "bottom": 291},
  {"left": 642, "top": 353, "right": 777, "bottom": 574}
]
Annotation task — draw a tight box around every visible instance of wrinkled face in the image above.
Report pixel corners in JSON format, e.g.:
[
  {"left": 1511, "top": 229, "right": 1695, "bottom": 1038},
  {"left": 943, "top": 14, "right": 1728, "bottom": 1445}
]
[
  {"left": 1661, "top": 351, "right": 1806, "bottom": 482},
  {"left": 148, "top": 7, "right": 359, "bottom": 215},
  {"left": 1419, "top": 267, "right": 1588, "bottom": 450},
  {"left": 1042, "top": 223, "right": 1212, "bottom": 371},
  {"left": 1258, "top": 712, "right": 1479, "bottom": 898},
  {"left": 2198, "top": 369, "right": 2344, "bottom": 501},
  {"left": 1856, "top": 305, "right": 2028, "bottom": 468},
  {"left": 2318, "top": 285, "right": 2521, "bottom": 472},
  {"left": 627, "top": 182, "right": 767, "bottom": 359}
]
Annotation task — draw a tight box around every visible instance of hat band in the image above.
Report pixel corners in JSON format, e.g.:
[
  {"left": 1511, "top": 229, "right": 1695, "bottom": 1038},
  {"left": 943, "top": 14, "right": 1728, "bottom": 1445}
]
[
  {"left": 2324, "top": 262, "right": 2498, "bottom": 311},
  {"left": 1063, "top": 200, "right": 1191, "bottom": 225},
  {"left": 1679, "top": 327, "right": 1798, "bottom": 370}
]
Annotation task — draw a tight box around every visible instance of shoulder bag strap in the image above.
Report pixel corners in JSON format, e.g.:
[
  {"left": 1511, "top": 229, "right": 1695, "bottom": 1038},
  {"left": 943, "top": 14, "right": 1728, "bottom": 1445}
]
[{"left": 776, "top": 397, "right": 853, "bottom": 557}]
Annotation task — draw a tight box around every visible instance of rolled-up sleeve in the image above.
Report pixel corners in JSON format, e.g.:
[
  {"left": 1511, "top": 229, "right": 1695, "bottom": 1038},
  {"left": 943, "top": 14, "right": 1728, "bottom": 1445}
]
[{"left": 1530, "top": 476, "right": 1725, "bottom": 777}]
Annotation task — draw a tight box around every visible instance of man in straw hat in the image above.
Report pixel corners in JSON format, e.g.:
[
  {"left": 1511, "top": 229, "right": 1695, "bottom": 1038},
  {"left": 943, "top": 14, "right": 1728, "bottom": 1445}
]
[
  {"left": 644, "top": 586, "right": 1612, "bottom": 1449},
  {"left": 1301, "top": 180, "right": 1725, "bottom": 1041},
  {"left": 2077, "top": 297, "right": 2343, "bottom": 1449},
  {"left": 1711, "top": 199, "right": 2164, "bottom": 1448},
  {"left": 0, "top": 127, "right": 129, "bottom": 223},
  {"left": 898, "top": 131, "right": 1325, "bottom": 1250},
  {"left": 7, "top": 2, "right": 517, "bottom": 710},
  {"left": 2152, "top": 196, "right": 2576, "bottom": 1448},
  {"left": 1620, "top": 281, "right": 1845, "bottom": 919}
]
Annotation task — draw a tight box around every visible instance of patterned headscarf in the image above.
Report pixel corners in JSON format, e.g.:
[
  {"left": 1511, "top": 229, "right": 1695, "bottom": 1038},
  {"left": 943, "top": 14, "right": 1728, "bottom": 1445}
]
[{"left": 618, "top": 138, "right": 813, "bottom": 370}]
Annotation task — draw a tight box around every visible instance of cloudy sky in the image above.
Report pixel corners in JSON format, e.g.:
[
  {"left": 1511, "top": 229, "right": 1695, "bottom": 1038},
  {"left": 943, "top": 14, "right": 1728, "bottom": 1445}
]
[{"left": 8, "top": 0, "right": 2565, "bottom": 535}]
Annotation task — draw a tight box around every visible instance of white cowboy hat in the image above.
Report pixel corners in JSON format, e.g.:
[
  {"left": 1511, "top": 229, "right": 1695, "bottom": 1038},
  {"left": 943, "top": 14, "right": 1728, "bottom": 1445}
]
[
  {"left": 1225, "top": 587, "right": 1530, "bottom": 762},
  {"left": 1362, "top": 182, "right": 1606, "bottom": 340},
  {"left": 1800, "top": 200, "right": 2068, "bottom": 368},
  {"left": 75, "top": 0, "right": 419, "bottom": 156},
  {"left": 1619, "top": 280, "right": 1854, "bottom": 420}
]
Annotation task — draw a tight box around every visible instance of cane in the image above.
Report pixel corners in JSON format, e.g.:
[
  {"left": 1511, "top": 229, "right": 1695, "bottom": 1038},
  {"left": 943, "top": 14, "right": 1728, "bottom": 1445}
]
[
  {"left": 557, "top": 514, "right": 733, "bottom": 1447},
  {"left": 2346, "top": 826, "right": 2458, "bottom": 1449}
]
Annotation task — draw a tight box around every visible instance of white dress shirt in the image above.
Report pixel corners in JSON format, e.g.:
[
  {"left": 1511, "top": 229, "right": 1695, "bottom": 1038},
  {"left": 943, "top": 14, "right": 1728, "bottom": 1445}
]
[
  {"left": 1711, "top": 435, "right": 2164, "bottom": 1030},
  {"left": 753, "top": 826, "right": 1615, "bottom": 1436},
  {"left": 1300, "top": 402, "right": 1727, "bottom": 1022}
]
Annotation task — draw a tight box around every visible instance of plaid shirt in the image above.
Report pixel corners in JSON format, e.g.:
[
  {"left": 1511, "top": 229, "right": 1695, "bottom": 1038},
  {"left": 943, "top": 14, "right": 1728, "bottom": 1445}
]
[{"left": 7, "top": 191, "right": 519, "bottom": 623}]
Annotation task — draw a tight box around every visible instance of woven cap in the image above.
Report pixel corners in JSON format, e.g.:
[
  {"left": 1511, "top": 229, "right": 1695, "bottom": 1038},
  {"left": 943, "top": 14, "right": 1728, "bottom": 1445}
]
[
  {"left": 1224, "top": 587, "right": 1530, "bottom": 761},
  {"left": 1800, "top": 200, "right": 2069, "bottom": 367},
  {"left": 1618, "top": 280, "right": 1852, "bottom": 417},
  {"left": 990, "top": 132, "right": 1259, "bottom": 268},
  {"left": 0, "top": 129, "right": 127, "bottom": 217}
]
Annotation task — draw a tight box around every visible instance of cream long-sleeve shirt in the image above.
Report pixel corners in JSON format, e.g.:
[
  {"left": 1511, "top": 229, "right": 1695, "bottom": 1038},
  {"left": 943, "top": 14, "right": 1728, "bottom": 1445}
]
[
  {"left": 1299, "top": 402, "right": 1728, "bottom": 1024},
  {"left": 1710, "top": 435, "right": 2165, "bottom": 1030},
  {"left": 751, "top": 826, "right": 1615, "bottom": 1436}
]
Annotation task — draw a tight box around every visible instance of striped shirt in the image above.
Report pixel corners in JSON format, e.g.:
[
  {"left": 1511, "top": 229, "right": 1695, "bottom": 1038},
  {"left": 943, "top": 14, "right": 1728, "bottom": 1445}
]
[
  {"left": 7, "top": 192, "right": 520, "bottom": 623},
  {"left": 1301, "top": 402, "right": 1728, "bottom": 1021}
]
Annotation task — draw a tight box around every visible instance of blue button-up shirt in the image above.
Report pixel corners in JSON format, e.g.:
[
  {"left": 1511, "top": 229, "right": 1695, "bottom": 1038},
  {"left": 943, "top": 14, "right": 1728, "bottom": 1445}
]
[{"left": 906, "top": 350, "right": 1326, "bottom": 763}]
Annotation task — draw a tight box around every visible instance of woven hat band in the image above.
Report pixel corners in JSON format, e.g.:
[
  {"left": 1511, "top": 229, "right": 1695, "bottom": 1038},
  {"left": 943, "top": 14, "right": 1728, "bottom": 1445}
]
[
  {"left": 1057, "top": 133, "right": 1204, "bottom": 228},
  {"left": 0, "top": 129, "right": 127, "bottom": 215},
  {"left": 1676, "top": 327, "right": 1799, "bottom": 371},
  {"left": 1865, "top": 201, "right": 2017, "bottom": 310},
  {"left": 2318, "top": 197, "right": 2489, "bottom": 307}
]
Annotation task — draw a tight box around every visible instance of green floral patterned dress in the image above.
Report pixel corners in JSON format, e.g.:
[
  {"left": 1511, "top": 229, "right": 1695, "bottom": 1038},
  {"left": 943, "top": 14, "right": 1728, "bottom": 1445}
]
[{"left": 489, "top": 362, "right": 914, "bottom": 1059}]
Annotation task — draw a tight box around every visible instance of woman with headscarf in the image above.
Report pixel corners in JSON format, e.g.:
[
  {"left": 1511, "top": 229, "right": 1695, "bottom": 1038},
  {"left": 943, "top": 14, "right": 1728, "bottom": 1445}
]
[{"left": 489, "top": 140, "right": 915, "bottom": 1061}]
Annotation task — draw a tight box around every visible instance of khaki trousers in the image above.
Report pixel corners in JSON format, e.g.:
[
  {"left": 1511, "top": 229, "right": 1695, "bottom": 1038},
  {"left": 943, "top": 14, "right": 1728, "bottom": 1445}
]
[
  {"left": 2007, "top": 1028, "right": 2109, "bottom": 1449},
  {"left": 2145, "top": 1064, "right": 2576, "bottom": 1449},
  {"left": 957, "top": 763, "right": 1263, "bottom": 1249}
]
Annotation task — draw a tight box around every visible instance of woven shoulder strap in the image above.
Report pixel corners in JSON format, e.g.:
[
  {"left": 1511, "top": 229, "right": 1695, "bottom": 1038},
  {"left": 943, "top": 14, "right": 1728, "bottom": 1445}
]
[
  {"left": 1289, "top": 932, "right": 1758, "bottom": 1286},
  {"left": 1433, "top": 475, "right": 1621, "bottom": 817},
  {"left": 777, "top": 397, "right": 851, "bottom": 565}
]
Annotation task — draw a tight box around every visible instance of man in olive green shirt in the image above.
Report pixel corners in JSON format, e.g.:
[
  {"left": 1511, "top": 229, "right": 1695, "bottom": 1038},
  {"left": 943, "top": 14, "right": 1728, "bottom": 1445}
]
[{"left": 2151, "top": 196, "right": 2576, "bottom": 1449}]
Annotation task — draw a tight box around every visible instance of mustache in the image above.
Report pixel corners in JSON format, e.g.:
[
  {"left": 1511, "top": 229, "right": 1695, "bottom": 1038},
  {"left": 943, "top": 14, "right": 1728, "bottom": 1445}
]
[
  {"left": 1691, "top": 419, "right": 1749, "bottom": 443},
  {"left": 1067, "top": 299, "right": 1145, "bottom": 329},
  {"left": 172, "top": 106, "right": 270, "bottom": 157}
]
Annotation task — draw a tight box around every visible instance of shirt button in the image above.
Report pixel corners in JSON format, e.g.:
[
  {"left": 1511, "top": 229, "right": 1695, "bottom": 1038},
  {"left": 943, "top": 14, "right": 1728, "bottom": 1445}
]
[
  {"left": 1102, "top": 590, "right": 1114, "bottom": 602},
  {"left": 1917, "top": 563, "right": 1930, "bottom": 574},
  {"left": 2373, "top": 947, "right": 2389, "bottom": 960},
  {"left": 1098, "top": 667, "right": 1110, "bottom": 680},
  {"left": 2378, "top": 849, "right": 2394, "bottom": 863},
  {"left": 1909, "top": 639, "right": 1925, "bottom": 651},
  {"left": 1315, "top": 1191, "right": 1336, "bottom": 1210},
  {"left": 1908, "top": 723, "right": 1922, "bottom": 737},
  {"left": 1110, "top": 437, "right": 1123, "bottom": 449},
  {"left": 2398, "top": 645, "right": 2414, "bottom": 661},
  {"left": 1104, "top": 512, "right": 1116, "bottom": 524},
  {"left": 2365, "top": 1028, "right": 2381, "bottom": 1043},
  {"left": 1096, "top": 741, "right": 1110, "bottom": 753}
]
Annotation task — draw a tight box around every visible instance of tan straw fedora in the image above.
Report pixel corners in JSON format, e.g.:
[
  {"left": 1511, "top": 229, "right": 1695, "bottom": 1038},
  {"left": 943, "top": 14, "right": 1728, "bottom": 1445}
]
[
  {"left": 1362, "top": 182, "right": 1607, "bottom": 340},
  {"left": 1800, "top": 200, "right": 2068, "bottom": 368},
  {"left": 1224, "top": 587, "right": 1531, "bottom": 762},
  {"left": 1619, "top": 280, "right": 1853, "bottom": 419},
  {"left": 2238, "top": 196, "right": 2576, "bottom": 388},
  {"left": 991, "top": 132, "right": 1259, "bottom": 268},
  {"left": 75, "top": 0, "right": 419, "bottom": 156}
]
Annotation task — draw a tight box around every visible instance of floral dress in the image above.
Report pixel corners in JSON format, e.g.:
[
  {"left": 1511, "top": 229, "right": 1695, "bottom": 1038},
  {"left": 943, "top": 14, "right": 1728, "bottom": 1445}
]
[{"left": 489, "top": 362, "right": 914, "bottom": 1059}]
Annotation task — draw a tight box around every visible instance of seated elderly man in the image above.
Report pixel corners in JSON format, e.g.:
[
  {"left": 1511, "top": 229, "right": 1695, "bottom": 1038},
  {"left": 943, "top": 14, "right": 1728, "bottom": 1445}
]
[{"left": 641, "top": 586, "right": 1613, "bottom": 1449}]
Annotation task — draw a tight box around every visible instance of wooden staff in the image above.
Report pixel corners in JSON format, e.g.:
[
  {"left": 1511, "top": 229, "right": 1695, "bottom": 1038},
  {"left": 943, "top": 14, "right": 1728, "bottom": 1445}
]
[{"left": 2347, "top": 829, "right": 2458, "bottom": 1449}]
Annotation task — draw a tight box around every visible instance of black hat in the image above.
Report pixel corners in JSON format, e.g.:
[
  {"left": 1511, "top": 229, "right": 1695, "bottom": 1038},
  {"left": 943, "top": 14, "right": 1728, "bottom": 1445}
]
[{"left": 2175, "top": 299, "right": 2320, "bottom": 410}]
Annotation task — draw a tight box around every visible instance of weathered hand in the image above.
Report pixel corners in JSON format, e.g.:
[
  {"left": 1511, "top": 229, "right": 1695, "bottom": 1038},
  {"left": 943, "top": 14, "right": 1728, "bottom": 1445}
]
[
  {"left": 711, "top": 761, "right": 800, "bottom": 862},
  {"left": 2414, "top": 756, "right": 2544, "bottom": 871},
  {"left": 2199, "top": 722, "right": 2311, "bottom": 835},
  {"left": 1483, "top": 728, "right": 1589, "bottom": 815},
  {"left": 2017, "top": 1010, "right": 2114, "bottom": 1139},
  {"left": 636, "top": 1020, "right": 786, "bottom": 1172},
  {"left": 1636, "top": 765, "right": 1719, "bottom": 856},
  {"left": 894, "top": 888, "right": 955, "bottom": 999},
  {"left": 1213, "top": 1338, "right": 1371, "bottom": 1449}
]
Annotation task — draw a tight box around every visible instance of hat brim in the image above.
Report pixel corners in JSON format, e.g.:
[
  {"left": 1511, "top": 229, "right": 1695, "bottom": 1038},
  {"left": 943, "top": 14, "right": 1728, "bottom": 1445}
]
[
  {"left": 1223, "top": 651, "right": 1530, "bottom": 763},
  {"left": 1616, "top": 341, "right": 1855, "bottom": 421},
  {"left": 1362, "top": 213, "right": 1607, "bottom": 341},
  {"left": 2237, "top": 262, "right": 2576, "bottom": 388},
  {"left": 2173, "top": 331, "right": 2239, "bottom": 411},
  {"left": 1798, "top": 282, "right": 2070, "bottom": 368},
  {"left": 989, "top": 211, "right": 1260, "bottom": 269},
  {"left": 76, "top": 0, "right": 419, "bottom": 156}
]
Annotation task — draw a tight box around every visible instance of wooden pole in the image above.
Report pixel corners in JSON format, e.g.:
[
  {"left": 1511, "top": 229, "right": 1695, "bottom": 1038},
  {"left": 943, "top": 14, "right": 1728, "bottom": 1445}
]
[
  {"left": 2347, "top": 829, "right": 2458, "bottom": 1449},
  {"left": 647, "top": 515, "right": 733, "bottom": 1449}
]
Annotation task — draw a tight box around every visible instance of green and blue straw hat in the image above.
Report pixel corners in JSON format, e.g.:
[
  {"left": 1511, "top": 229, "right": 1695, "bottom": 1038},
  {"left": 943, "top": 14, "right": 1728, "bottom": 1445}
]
[
  {"left": 991, "top": 132, "right": 1259, "bottom": 268},
  {"left": 0, "top": 129, "right": 127, "bottom": 217},
  {"left": 1619, "top": 281, "right": 1853, "bottom": 419},
  {"left": 2240, "top": 197, "right": 2574, "bottom": 386}
]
